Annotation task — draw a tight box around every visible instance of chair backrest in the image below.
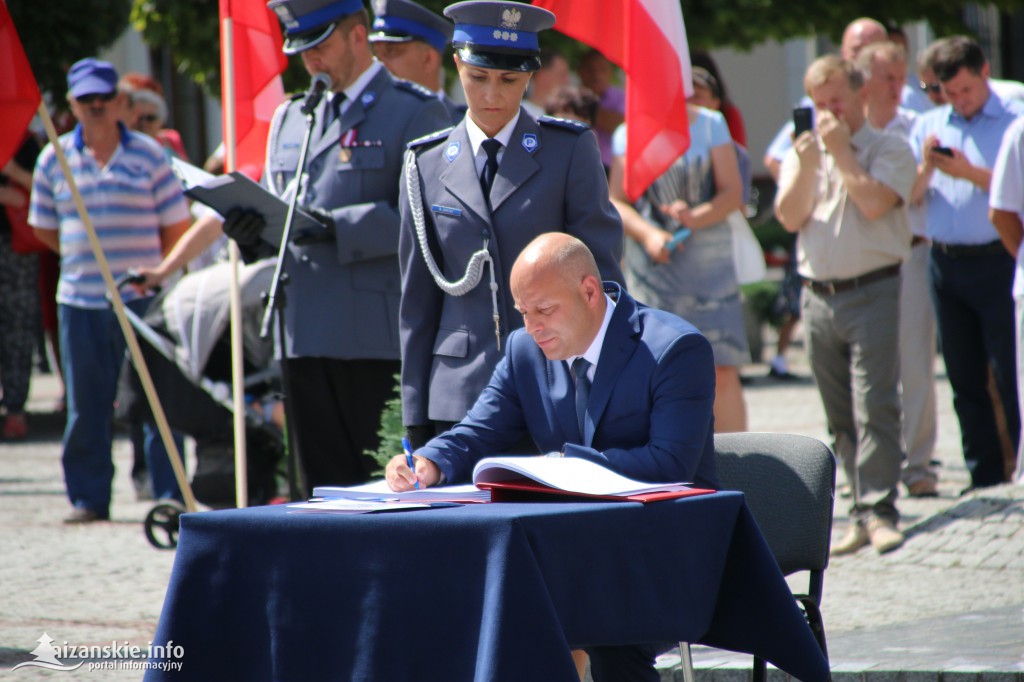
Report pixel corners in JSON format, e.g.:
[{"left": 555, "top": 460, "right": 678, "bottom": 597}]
[{"left": 713, "top": 432, "right": 836, "bottom": 576}]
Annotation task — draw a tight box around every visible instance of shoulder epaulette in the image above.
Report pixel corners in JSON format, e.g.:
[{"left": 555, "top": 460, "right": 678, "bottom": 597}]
[
  {"left": 395, "top": 79, "right": 436, "bottom": 100},
  {"left": 408, "top": 127, "right": 455, "bottom": 149},
  {"left": 537, "top": 115, "right": 590, "bottom": 133}
]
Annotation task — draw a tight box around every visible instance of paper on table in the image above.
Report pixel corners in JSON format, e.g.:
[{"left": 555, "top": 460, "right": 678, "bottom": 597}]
[
  {"left": 472, "top": 457, "right": 692, "bottom": 497},
  {"left": 312, "top": 482, "right": 490, "bottom": 503},
  {"left": 287, "top": 499, "right": 432, "bottom": 514}
]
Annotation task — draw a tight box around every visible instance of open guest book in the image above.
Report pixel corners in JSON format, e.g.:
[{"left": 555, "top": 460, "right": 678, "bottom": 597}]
[{"left": 471, "top": 456, "right": 715, "bottom": 503}]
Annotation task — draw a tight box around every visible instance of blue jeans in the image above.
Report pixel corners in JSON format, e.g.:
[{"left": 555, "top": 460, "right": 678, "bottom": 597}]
[
  {"left": 144, "top": 422, "right": 185, "bottom": 502},
  {"left": 59, "top": 301, "right": 149, "bottom": 514}
]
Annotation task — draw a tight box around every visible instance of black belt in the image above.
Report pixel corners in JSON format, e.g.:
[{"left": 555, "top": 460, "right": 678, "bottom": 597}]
[
  {"left": 804, "top": 264, "right": 901, "bottom": 295},
  {"left": 931, "top": 240, "right": 1004, "bottom": 257}
]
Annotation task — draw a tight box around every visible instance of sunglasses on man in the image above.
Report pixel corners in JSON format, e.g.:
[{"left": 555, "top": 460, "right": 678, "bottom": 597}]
[
  {"left": 76, "top": 92, "right": 117, "bottom": 105},
  {"left": 919, "top": 81, "right": 942, "bottom": 94}
]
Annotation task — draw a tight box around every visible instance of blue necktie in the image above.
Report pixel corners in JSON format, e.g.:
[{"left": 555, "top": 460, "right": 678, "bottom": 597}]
[
  {"left": 479, "top": 138, "right": 502, "bottom": 196},
  {"left": 572, "top": 357, "right": 591, "bottom": 442}
]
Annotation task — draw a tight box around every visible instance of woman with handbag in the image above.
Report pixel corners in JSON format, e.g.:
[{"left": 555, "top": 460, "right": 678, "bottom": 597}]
[
  {"left": 609, "top": 67, "right": 750, "bottom": 432},
  {"left": 0, "top": 132, "right": 44, "bottom": 440}
]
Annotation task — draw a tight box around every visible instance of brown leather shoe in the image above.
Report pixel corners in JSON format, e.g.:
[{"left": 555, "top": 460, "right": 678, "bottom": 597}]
[
  {"left": 907, "top": 478, "right": 938, "bottom": 497},
  {"left": 867, "top": 517, "right": 904, "bottom": 554},
  {"left": 831, "top": 523, "right": 869, "bottom": 556}
]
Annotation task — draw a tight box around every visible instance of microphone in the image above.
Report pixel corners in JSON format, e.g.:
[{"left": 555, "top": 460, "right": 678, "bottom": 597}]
[{"left": 300, "top": 72, "right": 332, "bottom": 115}]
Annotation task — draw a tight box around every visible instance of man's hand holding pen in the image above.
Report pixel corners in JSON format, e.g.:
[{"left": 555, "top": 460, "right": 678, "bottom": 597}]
[{"left": 385, "top": 447, "right": 442, "bottom": 492}]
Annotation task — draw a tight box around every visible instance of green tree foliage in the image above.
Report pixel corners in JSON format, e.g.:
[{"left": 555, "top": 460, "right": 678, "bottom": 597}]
[
  {"left": 131, "top": 0, "right": 308, "bottom": 97},
  {"left": 8, "top": 0, "right": 133, "bottom": 101},
  {"left": 130, "top": 0, "right": 1024, "bottom": 95}
]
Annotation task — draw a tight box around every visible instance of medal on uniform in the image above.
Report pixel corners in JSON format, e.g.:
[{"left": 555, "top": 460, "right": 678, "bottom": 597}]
[{"left": 339, "top": 129, "right": 357, "bottom": 162}]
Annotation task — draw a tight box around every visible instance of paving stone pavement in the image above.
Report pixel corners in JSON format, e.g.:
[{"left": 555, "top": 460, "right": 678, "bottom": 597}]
[{"left": 1, "top": 336, "right": 1023, "bottom": 680}]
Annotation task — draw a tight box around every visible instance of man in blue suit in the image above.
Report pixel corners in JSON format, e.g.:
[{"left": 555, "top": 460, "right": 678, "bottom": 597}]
[{"left": 387, "top": 231, "right": 717, "bottom": 680}]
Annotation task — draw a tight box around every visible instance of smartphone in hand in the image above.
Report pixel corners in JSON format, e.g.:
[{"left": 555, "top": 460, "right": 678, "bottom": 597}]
[
  {"left": 793, "top": 107, "right": 814, "bottom": 137},
  {"left": 932, "top": 146, "right": 954, "bottom": 157}
]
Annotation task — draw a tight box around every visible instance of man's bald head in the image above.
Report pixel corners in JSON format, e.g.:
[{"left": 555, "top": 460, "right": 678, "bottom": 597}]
[
  {"left": 512, "top": 233, "right": 600, "bottom": 290},
  {"left": 841, "top": 18, "right": 888, "bottom": 60},
  {"left": 510, "top": 233, "right": 606, "bottom": 361}
]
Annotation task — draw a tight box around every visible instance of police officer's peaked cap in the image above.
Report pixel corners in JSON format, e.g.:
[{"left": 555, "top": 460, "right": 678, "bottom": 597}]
[
  {"left": 443, "top": 1, "right": 555, "bottom": 72},
  {"left": 268, "top": 0, "right": 365, "bottom": 55},
  {"left": 369, "top": 0, "right": 453, "bottom": 54}
]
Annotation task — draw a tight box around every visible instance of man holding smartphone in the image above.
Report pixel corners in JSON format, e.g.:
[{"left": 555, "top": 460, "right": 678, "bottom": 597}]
[
  {"left": 909, "top": 36, "right": 1024, "bottom": 494},
  {"left": 856, "top": 41, "right": 941, "bottom": 499},
  {"left": 775, "top": 55, "right": 916, "bottom": 556}
]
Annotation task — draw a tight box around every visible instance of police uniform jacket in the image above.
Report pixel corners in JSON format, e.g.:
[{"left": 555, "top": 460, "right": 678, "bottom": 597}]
[
  {"left": 398, "top": 110, "right": 625, "bottom": 425},
  {"left": 265, "top": 65, "right": 450, "bottom": 359}
]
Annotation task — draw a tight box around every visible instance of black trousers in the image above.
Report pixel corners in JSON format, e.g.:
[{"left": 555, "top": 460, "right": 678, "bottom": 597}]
[
  {"left": 930, "top": 248, "right": 1019, "bottom": 487},
  {"left": 285, "top": 357, "right": 400, "bottom": 493},
  {"left": 586, "top": 643, "right": 672, "bottom": 682}
]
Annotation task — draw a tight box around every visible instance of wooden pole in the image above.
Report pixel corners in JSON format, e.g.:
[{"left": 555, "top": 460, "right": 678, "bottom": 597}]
[
  {"left": 36, "top": 102, "right": 197, "bottom": 512},
  {"left": 221, "top": 14, "right": 249, "bottom": 508}
]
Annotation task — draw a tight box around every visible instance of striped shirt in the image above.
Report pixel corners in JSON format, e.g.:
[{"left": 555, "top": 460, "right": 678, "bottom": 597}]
[{"left": 29, "top": 123, "right": 190, "bottom": 309}]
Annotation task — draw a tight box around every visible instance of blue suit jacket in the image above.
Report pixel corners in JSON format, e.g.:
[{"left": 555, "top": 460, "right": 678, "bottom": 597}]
[{"left": 418, "top": 284, "right": 719, "bottom": 489}]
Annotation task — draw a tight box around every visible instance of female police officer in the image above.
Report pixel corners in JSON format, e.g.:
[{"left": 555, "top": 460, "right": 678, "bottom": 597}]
[{"left": 398, "top": 0, "right": 624, "bottom": 451}]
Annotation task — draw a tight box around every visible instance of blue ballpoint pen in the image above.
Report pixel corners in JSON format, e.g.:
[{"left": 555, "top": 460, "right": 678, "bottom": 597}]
[{"left": 402, "top": 437, "right": 420, "bottom": 490}]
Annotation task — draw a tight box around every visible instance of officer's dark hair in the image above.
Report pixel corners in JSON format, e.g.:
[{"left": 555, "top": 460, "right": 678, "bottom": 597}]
[
  {"left": 930, "top": 36, "right": 987, "bottom": 82},
  {"left": 338, "top": 8, "right": 371, "bottom": 33}
]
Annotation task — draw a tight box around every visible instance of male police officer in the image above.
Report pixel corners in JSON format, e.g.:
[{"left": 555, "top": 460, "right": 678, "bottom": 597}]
[
  {"left": 225, "top": 0, "right": 449, "bottom": 491},
  {"left": 369, "top": 0, "right": 466, "bottom": 123}
]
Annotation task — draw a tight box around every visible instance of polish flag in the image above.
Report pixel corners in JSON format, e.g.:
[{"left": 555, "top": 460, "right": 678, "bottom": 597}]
[
  {"left": 0, "top": 1, "right": 41, "bottom": 168},
  {"left": 532, "top": 0, "right": 691, "bottom": 200},
  {"left": 219, "top": 0, "right": 288, "bottom": 175}
]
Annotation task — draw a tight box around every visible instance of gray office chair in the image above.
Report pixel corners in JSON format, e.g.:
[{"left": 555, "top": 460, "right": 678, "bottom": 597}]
[{"left": 680, "top": 432, "right": 836, "bottom": 682}]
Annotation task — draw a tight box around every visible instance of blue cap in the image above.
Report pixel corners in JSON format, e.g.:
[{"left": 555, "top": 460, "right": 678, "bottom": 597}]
[
  {"left": 67, "top": 58, "right": 119, "bottom": 99},
  {"left": 443, "top": 1, "right": 555, "bottom": 72},
  {"left": 370, "top": 0, "right": 452, "bottom": 54},
  {"left": 268, "top": 0, "right": 365, "bottom": 55}
]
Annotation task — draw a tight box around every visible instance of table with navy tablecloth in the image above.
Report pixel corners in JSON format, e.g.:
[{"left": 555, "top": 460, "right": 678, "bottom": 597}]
[{"left": 145, "top": 491, "right": 829, "bottom": 681}]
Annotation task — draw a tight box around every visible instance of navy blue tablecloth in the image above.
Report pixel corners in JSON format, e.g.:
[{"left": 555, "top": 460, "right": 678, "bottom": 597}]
[{"left": 145, "top": 492, "right": 829, "bottom": 681}]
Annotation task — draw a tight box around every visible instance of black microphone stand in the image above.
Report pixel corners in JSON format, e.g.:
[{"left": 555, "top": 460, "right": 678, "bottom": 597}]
[{"left": 259, "top": 98, "right": 321, "bottom": 501}]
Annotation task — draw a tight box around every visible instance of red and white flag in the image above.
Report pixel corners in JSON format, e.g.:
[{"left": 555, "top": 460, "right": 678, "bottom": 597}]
[
  {"left": 532, "top": 0, "right": 691, "bottom": 201},
  {"left": 219, "top": 0, "right": 288, "bottom": 176},
  {"left": 0, "top": 1, "right": 41, "bottom": 168}
]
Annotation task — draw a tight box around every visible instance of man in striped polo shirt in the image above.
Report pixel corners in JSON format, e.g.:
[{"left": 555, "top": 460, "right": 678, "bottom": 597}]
[{"left": 29, "top": 58, "right": 191, "bottom": 524}]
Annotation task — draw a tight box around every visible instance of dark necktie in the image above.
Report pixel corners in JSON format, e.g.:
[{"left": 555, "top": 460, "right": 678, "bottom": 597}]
[
  {"left": 479, "top": 138, "right": 502, "bottom": 196},
  {"left": 323, "top": 93, "right": 344, "bottom": 132},
  {"left": 572, "top": 357, "right": 592, "bottom": 442}
]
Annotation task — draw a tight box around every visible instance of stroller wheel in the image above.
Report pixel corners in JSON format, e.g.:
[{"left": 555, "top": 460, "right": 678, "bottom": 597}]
[{"left": 144, "top": 501, "right": 185, "bottom": 549}]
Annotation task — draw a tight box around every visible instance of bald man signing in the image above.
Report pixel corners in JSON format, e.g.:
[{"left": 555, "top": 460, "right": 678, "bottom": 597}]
[{"left": 386, "top": 232, "right": 718, "bottom": 493}]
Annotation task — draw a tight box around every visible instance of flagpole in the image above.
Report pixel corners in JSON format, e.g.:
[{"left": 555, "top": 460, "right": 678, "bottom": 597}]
[
  {"left": 35, "top": 101, "right": 197, "bottom": 513},
  {"left": 221, "top": 14, "right": 249, "bottom": 509}
]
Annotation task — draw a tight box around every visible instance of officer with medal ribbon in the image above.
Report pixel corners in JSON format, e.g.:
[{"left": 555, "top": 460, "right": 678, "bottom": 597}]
[
  {"left": 221, "top": 0, "right": 449, "bottom": 492},
  {"left": 369, "top": 0, "right": 467, "bottom": 124},
  {"left": 398, "top": 1, "right": 625, "bottom": 457}
]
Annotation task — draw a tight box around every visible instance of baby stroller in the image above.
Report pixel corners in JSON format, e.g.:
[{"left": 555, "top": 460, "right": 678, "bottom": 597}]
[{"left": 116, "top": 259, "right": 285, "bottom": 548}]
